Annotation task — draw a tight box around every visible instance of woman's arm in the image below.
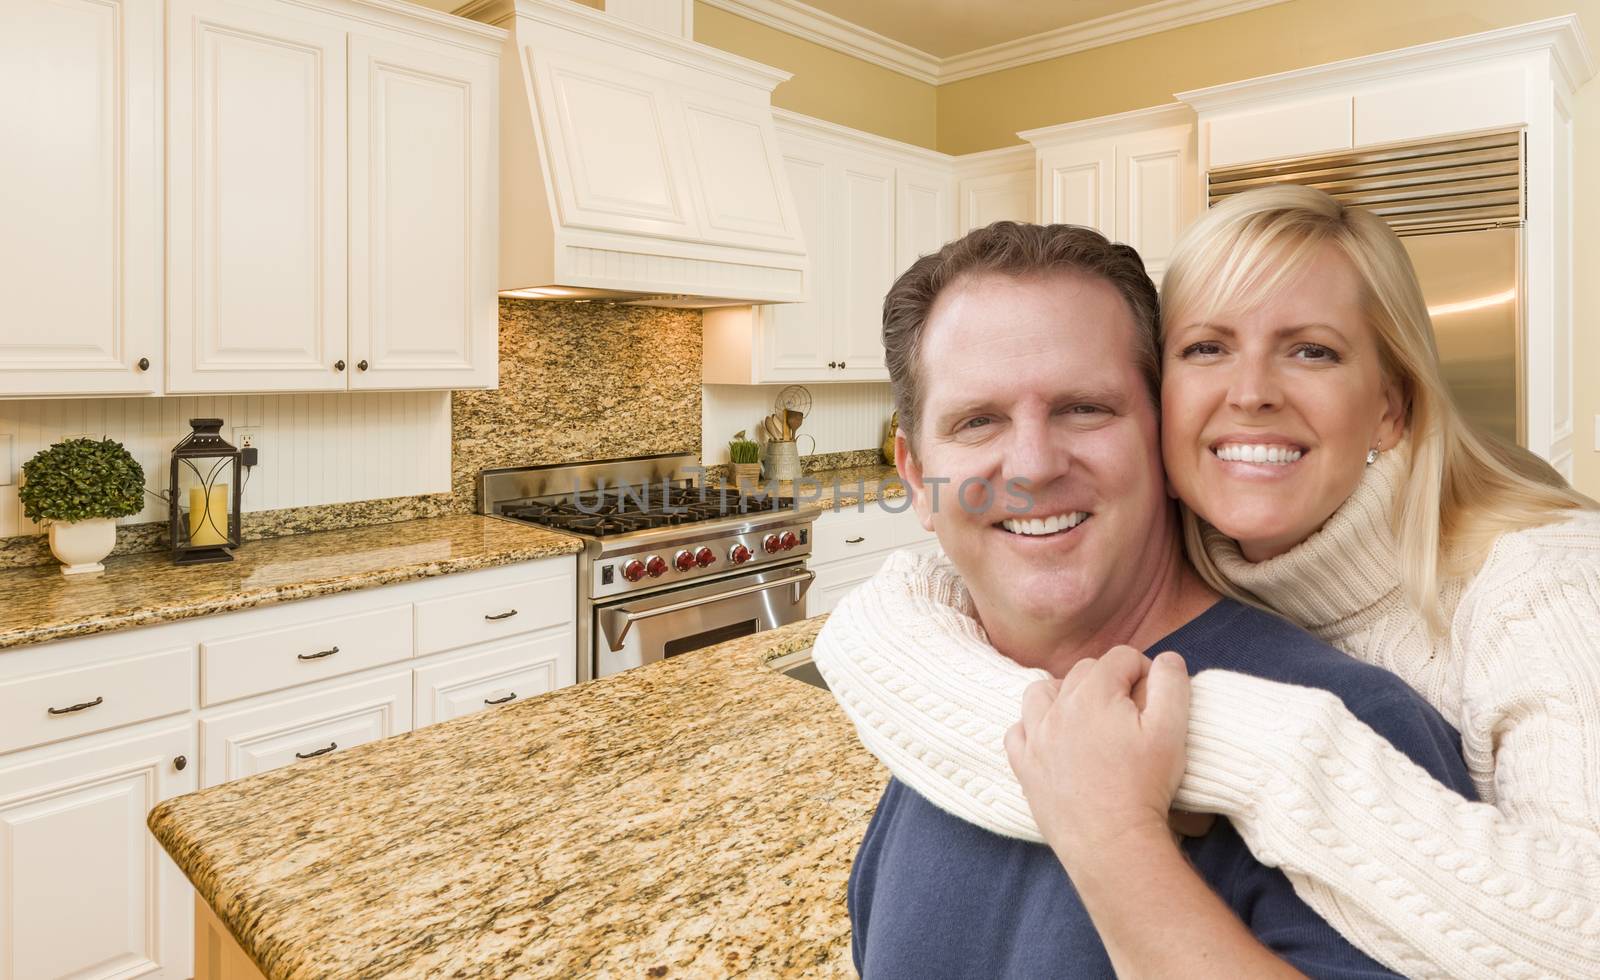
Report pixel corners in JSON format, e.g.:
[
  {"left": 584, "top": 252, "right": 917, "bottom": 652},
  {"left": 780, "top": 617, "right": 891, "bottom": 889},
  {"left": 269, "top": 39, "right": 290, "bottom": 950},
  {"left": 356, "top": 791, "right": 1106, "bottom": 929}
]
[{"left": 813, "top": 549, "right": 1600, "bottom": 978}]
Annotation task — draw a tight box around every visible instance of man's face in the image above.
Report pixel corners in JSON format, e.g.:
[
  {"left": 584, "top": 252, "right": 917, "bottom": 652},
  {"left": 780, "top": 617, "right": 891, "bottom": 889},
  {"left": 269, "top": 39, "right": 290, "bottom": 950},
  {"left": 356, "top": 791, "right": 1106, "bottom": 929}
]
[{"left": 897, "top": 271, "right": 1174, "bottom": 639}]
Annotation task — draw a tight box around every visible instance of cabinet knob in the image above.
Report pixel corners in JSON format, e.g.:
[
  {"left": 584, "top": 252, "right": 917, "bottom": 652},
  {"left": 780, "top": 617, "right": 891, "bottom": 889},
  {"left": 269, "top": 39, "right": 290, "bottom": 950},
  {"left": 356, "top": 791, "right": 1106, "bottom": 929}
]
[
  {"left": 334, "top": 360, "right": 346, "bottom": 371},
  {"left": 357, "top": 359, "right": 369, "bottom": 371},
  {"left": 137, "top": 357, "right": 150, "bottom": 371},
  {"left": 839, "top": 361, "right": 846, "bottom": 369},
  {"left": 174, "top": 755, "right": 188, "bottom": 771},
  {"left": 828, "top": 361, "right": 837, "bottom": 369}
]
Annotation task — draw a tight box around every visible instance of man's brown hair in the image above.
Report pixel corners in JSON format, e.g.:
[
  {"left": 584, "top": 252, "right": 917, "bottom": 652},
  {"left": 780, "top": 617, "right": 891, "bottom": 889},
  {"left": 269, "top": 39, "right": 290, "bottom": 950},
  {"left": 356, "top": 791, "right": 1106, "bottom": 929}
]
[{"left": 882, "top": 221, "right": 1160, "bottom": 450}]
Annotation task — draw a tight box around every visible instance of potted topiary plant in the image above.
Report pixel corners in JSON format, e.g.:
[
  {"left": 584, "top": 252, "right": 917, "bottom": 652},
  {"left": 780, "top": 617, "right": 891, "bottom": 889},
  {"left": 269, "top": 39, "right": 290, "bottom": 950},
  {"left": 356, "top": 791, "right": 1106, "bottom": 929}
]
[
  {"left": 729, "top": 430, "right": 761, "bottom": 491},
  {"left": 20, "top": 437, "right": 146, "bottom": 575}
]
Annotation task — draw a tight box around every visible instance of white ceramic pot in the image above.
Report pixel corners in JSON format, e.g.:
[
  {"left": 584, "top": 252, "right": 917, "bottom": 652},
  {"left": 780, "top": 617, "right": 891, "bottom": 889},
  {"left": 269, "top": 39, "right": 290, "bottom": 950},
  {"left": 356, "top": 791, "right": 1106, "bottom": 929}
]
[{"left": 48, "top": 518, "right": 117, "bottom": 575}]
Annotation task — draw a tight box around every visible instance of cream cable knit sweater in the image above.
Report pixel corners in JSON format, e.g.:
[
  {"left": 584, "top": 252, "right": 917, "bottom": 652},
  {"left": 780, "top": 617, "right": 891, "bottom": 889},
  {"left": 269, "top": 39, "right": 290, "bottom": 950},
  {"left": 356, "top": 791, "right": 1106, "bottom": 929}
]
[{"left": 812, "top": 451, "right": 1600, "bottom": 979}]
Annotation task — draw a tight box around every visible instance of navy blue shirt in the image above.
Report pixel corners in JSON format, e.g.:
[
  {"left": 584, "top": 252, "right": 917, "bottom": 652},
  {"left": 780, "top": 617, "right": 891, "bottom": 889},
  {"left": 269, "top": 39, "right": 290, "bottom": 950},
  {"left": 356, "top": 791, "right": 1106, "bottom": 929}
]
[{"left": 849, "top": 599, "right": 1477, "bottom": 979}]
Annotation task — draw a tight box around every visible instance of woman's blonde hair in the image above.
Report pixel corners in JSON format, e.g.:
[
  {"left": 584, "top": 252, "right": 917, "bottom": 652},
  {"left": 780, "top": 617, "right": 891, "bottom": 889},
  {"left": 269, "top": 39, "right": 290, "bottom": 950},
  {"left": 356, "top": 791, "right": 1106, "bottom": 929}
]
[{"left": 1161, "top": 184, "right": 1594, "bottom": 631}]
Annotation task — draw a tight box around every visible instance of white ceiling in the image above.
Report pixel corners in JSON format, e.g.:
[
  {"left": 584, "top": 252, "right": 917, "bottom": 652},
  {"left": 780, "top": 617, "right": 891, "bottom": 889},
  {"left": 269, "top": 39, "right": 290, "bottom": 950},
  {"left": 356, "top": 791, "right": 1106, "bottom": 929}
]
[{"left": 798, "top": 0, "right": 1166, "bottom": 58}]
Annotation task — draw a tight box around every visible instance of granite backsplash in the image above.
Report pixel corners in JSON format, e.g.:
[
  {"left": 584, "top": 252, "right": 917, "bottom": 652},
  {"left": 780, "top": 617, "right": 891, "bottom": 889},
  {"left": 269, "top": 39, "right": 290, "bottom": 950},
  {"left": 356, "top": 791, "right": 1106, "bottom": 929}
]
[{"left": 2, "top": 300, "right": 881, "bottom": 570}]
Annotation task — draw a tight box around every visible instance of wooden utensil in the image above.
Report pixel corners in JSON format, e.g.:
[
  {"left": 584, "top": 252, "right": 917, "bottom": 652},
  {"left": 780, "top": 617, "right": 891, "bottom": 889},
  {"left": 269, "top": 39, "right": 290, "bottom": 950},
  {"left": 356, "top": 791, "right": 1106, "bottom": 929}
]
[{"left": 785, "top": 409, "right": 803, "bottom": 436}]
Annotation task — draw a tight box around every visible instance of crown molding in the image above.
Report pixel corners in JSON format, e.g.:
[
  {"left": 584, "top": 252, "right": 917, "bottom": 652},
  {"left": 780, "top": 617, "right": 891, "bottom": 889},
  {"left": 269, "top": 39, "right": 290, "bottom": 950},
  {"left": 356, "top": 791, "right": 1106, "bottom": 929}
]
[
  {"left": 938, "top": 0, "right": 1291, "bottom": 82},
  {"left": 1177, "top": 14, "right": 1595, "bottom": 111},
  {"left": 700, "top": 0, "right": 1294, "bottom": 85},
  {"left": 699, "top": 0, "right": 941, "bottom": 83},
  {"left": 1019, "top": 102, "right": 1193, "bottom": 146}
]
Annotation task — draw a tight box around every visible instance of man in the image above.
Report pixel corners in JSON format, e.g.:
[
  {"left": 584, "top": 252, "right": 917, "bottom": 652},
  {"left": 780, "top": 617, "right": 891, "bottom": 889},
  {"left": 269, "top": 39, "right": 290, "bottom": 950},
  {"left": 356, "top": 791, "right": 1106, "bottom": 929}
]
[{"left": 819, "top": 222, "right": 1475, "bottom": 977}]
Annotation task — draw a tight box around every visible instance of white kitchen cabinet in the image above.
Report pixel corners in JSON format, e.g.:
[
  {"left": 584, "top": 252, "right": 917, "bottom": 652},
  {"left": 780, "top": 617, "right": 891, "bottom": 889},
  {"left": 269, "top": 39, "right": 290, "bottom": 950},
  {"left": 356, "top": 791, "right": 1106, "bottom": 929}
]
[
  {"left": 807, "top": 504, "right": 938, "bottom": 616},
  {"left": 166, "top": 0, "right": 350, "bottom": 394},
  {"left": 1024, "top": 104, "right": 1198, "bottom": 286},
  {"left": 0, "top": 722, "right": 195, "bottom": 980},
  {"left": 895, "top": 165, "right": 957, "bottom": 290},
  {"left": 348, "top": 32, "right": 499, "bottom": 391},
  {"left": 0, "top": 0, "right": 163, "bottom": 397},
  {"left": 954, "top": 145, "right": 1035, "bottom": 234},
  {"left": 702, "top": 112, "right": 956, "bottom": 385},
  {"left": 1203, "top": 95, "right": 1353, "bottom": 169},
  {"left": 199, "top": 670, "right": 413, "bottom": 787},
  {"left": 413, "top": 632, "right": 574, "bottom": 727},
  {"left": 164, "top": 0, "right": 502, "bottom": 395}
]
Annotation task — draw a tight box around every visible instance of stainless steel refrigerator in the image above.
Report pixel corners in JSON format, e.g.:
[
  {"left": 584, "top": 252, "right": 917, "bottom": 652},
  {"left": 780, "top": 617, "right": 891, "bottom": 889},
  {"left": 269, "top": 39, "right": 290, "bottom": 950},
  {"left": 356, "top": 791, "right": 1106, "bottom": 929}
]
[{"left": 1209, "top": 130, "right": 1525, "bottom": 446}]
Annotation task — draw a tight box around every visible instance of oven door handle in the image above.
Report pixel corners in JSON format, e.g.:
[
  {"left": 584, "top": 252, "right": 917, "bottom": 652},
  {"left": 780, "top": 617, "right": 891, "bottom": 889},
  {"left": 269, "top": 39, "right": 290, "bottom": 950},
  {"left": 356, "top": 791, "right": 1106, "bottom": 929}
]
[{"left": 599, "top": 568, "right": 815, "bottom": 652}]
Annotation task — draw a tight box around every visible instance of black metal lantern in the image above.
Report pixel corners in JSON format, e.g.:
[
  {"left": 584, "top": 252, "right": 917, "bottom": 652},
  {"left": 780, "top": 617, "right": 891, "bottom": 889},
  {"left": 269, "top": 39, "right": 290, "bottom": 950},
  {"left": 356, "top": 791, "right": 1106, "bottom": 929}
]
[{"left": 169, "top": 419, "right": 243, "bottom": 565}]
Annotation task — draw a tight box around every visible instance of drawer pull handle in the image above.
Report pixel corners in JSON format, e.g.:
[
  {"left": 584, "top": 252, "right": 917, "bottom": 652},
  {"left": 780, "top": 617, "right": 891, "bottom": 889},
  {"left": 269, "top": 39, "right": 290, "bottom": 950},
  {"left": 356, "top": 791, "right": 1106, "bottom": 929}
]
[
  {"left": 844, "top": 536, "right": 866, "bottom": 544},
  {"left": 483, "top": 692, "right": 517, "bottom": 705},
  {"left": 298, "top": 646, "right": 340, "bottom": 661},
  {"left": 484, "top": 609, "right": 519, "bottom": 621},
  {"left": 295, "top": 742, "right": 337, "bottom": 760},
  {"left": 48, "top": 696, "right": 104, "bottom": 716}
]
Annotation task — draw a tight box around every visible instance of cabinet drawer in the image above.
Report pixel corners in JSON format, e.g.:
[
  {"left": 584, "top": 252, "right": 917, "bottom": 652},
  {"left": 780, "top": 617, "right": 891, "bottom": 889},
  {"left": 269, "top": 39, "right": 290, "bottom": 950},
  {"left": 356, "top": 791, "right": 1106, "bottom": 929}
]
[
  {"left": 201, "top": 604, "right": 413, "bottom": 707},
  {"left": 413, "top": 633, "right": 575, "bottom": 728},
  {"left": 200, "top": 671, "right": 412, "bottom": 788},
  {"left": 811, "top": 506, "right": 934, "bottom": 566},
  {"left": 414, "top": 575, "right": 574, "bottom": 656},
  {"left": 0, "top": 647, "right": 192, "bottom": 755}
]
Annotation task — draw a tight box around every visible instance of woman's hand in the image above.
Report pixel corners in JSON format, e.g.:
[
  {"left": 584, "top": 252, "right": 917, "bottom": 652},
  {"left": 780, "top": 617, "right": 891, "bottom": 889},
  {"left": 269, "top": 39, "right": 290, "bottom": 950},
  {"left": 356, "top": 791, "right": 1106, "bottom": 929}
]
[{"left": 1003, "top": 646, "right": 1192, "bottom": 875}]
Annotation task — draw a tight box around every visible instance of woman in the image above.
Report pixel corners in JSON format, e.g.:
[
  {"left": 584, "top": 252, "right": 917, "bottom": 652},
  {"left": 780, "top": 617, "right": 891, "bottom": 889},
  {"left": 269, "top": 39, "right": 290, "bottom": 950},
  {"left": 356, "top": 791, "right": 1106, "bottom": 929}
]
[{"left": 814, "top": 184, "right": 1600, "bottom": 977}]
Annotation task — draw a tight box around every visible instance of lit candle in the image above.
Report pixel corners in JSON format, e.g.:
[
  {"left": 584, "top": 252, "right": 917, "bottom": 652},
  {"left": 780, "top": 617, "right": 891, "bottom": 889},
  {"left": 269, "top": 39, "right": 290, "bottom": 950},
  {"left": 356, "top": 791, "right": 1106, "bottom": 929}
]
[{"left": 188, "top": 484, "right": 230, "bottom": 547}]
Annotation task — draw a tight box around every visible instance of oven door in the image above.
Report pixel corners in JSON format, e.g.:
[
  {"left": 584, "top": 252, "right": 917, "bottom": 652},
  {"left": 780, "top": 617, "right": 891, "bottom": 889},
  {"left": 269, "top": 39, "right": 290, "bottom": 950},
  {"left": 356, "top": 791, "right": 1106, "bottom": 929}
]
[{"left": 593, "top": 562, "right": 813, "bottom": 678}]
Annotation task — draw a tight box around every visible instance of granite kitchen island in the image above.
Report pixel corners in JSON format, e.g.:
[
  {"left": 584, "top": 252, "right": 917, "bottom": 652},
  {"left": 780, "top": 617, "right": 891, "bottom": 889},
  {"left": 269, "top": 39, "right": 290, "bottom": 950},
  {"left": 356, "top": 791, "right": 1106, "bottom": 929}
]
[{"left": 148, "top": 616, "right": 884, "bottom": 978}]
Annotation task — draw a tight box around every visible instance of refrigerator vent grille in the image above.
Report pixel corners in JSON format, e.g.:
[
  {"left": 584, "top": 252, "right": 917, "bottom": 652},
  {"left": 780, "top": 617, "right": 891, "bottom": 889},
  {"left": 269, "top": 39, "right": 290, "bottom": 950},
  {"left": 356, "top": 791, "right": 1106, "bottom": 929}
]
[{"left": 1207, "top": 131, "right": 1524, "bottom": 235}]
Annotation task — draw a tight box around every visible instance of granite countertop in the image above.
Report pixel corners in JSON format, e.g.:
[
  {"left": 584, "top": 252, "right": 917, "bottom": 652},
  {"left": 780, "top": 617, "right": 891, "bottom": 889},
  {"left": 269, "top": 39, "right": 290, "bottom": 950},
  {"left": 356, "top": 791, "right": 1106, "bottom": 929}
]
[
  {"left": 148, "top": 616, "right": 886, "bottom": 978},
  {"left": 0, "top": 515, "right": 583, "bottom": 651}
]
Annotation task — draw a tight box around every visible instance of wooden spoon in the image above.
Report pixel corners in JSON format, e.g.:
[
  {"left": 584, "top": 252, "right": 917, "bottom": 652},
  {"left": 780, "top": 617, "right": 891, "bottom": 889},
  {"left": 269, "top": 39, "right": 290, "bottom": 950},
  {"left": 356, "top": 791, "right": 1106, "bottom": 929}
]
[{"left": 785, "top": 409, "right": 803, "bottom": 436}]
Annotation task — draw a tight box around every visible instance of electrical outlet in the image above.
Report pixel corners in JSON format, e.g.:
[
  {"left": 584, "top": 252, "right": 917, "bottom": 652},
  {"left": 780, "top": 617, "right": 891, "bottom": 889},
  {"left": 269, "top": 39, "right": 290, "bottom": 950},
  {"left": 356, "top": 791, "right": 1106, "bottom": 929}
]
[
  {"left": 1594, "top": 415, "right": 1599, "bottom": 453},
  {"left": 0, "top": 434, "right": 12, "bottom": 487},
  {"left": 233, "top": 426, "right": 261, "bottom": 450},
  {"left": 60, "top": 432, "right": 93, "bottom": 444}
]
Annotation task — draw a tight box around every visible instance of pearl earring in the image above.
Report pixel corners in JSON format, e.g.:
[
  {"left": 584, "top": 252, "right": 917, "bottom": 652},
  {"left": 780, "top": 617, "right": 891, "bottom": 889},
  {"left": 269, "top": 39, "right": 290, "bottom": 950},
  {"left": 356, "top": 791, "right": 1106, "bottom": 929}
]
[{"left": 1366, "top": 447, "right": 1380, "bottom": 465}]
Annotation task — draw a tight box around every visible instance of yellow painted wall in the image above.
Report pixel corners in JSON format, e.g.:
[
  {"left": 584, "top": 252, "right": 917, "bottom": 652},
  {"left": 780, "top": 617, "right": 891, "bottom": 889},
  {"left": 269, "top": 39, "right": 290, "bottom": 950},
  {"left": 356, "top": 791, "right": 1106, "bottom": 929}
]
[
  {"left": 693, "top": 2, "right": 938, "bottom": 149},
  {"left": 935, "top": 0, "right": 1600, "bottom": 497}
]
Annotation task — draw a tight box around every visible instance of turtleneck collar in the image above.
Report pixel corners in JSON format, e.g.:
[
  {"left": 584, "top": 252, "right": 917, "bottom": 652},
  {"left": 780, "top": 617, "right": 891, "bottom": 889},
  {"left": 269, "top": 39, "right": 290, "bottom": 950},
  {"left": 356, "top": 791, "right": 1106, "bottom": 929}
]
[{"left": 1201, "top": 440, "right": 1410, "bottom": 630}]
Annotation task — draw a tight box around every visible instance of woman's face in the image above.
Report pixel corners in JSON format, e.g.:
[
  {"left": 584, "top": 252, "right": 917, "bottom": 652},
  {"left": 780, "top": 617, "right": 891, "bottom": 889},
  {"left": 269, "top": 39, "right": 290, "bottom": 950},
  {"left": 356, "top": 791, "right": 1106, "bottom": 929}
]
[{"left": 1161, "top": 245, "right": 1407, "bottom": 562}]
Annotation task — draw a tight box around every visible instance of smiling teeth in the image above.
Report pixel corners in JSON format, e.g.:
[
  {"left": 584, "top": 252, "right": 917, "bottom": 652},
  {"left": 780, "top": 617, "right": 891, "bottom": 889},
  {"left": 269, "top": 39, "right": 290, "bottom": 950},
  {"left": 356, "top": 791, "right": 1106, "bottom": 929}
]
[
  {"left": 1001, "top": 512, "right": 1089, "bottom": 536},
  {"left": 1214, "top": 444, "right": 1303, "bottom": 464}
]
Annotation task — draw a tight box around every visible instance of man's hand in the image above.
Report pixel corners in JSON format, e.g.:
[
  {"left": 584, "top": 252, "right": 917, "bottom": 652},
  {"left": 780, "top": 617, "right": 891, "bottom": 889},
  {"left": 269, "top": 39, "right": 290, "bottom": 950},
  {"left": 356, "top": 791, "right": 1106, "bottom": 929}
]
[{"left": 1003, "top": 646, "right": 1192, "bottom": 875}]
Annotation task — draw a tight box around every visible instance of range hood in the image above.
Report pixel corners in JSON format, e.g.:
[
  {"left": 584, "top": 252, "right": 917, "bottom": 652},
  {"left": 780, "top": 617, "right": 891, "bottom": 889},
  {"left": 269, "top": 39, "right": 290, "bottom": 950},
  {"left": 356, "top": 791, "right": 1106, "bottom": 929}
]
[{"left": 460, "top": 0, "right": 809, "bottom": 307}]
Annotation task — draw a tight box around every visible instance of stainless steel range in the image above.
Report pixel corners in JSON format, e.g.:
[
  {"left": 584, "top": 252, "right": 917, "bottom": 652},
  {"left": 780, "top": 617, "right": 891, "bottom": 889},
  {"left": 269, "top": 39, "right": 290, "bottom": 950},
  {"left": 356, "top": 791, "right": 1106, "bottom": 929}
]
[{"left": 479, "top": 453, "right": 815, "bottom": 682}]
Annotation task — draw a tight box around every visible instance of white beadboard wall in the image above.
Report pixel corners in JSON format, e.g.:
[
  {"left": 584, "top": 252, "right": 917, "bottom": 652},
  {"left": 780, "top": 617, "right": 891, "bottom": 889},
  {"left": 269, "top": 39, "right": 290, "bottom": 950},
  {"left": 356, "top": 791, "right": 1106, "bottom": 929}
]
[
  {"left": 701, "top": 383, "right": 895, "bottom": 464},
  {"left": 0, "top": 392, "right": 452, "bottom": 537}
]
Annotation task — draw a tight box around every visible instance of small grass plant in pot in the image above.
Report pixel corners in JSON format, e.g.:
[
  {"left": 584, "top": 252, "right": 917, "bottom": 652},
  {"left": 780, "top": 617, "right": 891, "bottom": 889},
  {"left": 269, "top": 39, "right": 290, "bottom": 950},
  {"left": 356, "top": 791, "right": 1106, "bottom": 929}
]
[
  {"left": 729, "top": 430, "right": 762, "bottom": 492},
  {"left": 20, "top": 437, "right": 146, "bottom": 575}
]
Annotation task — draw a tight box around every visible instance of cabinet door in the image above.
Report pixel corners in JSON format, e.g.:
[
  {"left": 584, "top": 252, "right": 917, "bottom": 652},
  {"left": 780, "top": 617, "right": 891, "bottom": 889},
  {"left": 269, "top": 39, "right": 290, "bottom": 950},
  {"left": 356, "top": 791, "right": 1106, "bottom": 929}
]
[
  {"left": 1039, "top": 141, "right": 1114, "bottom": 235},
  {"left": 167, "top": 0, "right": 348, "bottom": 393},
  {"left": 348, "top": 33, "right": 498, "bottom": 391},
  {"left": 757, "top": 146, "right": 833, "bottom": 381},
  {"left": 1115, "top": 126, "right": 1196, "bottom": 287},
  {"left": 678, "top": 88, "right": 806, "bottom": 254},
  {"left": 807, "top": 550, "right": 894, "bottom": 617},
  {"left": 831, "top": 152, "right": 895, "bottom": 380},
  {"left": 199, "top": 671, "right": 410, "bottom": 787},
  {"left": 958, "top": 168, "right": 1034, "bottom": 234},
  {"left": 0, "top": 724, "right": 195, "bottom": 980},
  {"left": 0, "top": 0, "right": 161, "bottom": 396},
  {"left": 895, "top": 165, "right": 956, "bottom": 278}
]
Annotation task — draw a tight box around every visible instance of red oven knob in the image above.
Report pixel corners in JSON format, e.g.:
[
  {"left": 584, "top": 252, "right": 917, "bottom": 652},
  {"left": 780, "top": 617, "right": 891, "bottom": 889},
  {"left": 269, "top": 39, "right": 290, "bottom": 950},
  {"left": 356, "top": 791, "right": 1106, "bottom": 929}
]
[
  {"left": 644, "top": 555, "right": 668, "bottom": 578},
  {"left": 762, "top": 533, "right": 782, "bottom": 554},
  {"left": 728, "top": 543, "right": 751, "bottom": 565},
  {"left": 673, "top": 549, "right": 696, "bottom": 572},
  {"left": 621, "top": 559, "right": 646, "bottom": 582},
  {"left": 695, "top": 547, "right": 716, "bottom": 567},
  {"left": 779, "top": 530, "right": 798, "bottom": 551}
]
